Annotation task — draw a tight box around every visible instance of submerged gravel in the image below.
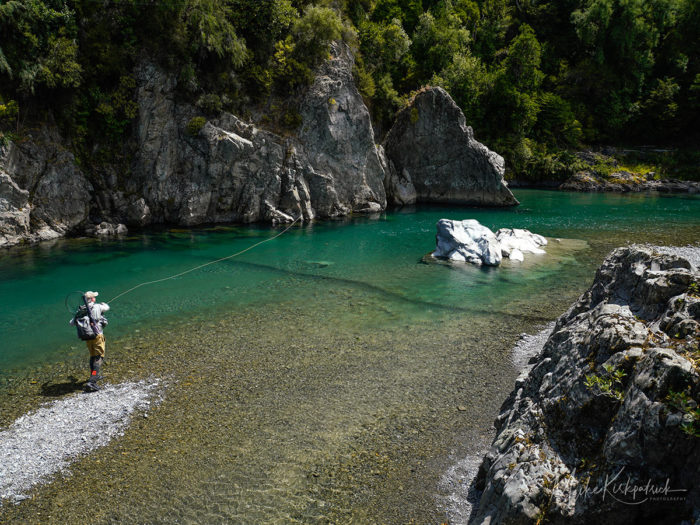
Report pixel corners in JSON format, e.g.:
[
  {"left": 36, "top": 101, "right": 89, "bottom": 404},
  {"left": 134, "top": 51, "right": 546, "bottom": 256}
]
[
  {"left": 0, "top": 379, "right": 161, "bottom": 504},
  {"left": 439, "top": 323, "right": 555, "bottom": 524},
  {"left": 439, "top": 450, "right": 487, "bottom": 525}
]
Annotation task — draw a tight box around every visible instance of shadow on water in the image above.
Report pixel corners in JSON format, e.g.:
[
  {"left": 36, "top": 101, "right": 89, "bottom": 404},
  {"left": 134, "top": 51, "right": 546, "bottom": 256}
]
[
  {"left": 40, "top": 376, "right": 85, "bottom": 397},
  {"left": 179, "top": 255, "right": 554, "bottom": 323}
]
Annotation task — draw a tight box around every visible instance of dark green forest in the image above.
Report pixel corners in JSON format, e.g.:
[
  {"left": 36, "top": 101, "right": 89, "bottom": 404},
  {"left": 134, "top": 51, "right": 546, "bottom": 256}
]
[{"left": 1, "top": 0, "right": 699, "bottom": 179}]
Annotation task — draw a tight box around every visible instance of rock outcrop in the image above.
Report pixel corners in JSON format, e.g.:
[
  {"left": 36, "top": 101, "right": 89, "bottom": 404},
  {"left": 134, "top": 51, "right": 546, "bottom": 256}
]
[
  {"left": 472, "top": 246, "right": 700, "bottom": 524},
  {"left": 431, "top": 219, "right": 546, "bottom": 266},
  {"left": 383, "top": 87, "right": 518, "bottom": 207},
  {"left": 120, "top": 42, "right": 386, "bottom": 228},
  {"left": 557, "top": 171, "right": 700, "bottom": 194},
  {"left": 298, "top": 42, "right": 386, "bottom": 215},
  {"left": 0, "top": 127, "right": 92, "bottom": 246},
  {"left": 510, "top": 150, "right": 700, "bottom": 194},
  {"left": 0, "top": 43, "right": 389, "bottom": 246},
  {"left": 433, "top": 219, "right": 502, "bottom": 266},
  {"left": 0, "top": 170, "right": 30, "bottom": 247},
  {"left": 125, "top": 63, "right": 315, "bottom": 226},
  {"left": 0, "top": 47, "right": 519, "bottom": 248}
]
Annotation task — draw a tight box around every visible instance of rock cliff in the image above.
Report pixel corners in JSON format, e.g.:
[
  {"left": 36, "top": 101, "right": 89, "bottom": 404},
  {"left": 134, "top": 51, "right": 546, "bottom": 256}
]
[
  {"left": 0, "top": 46, "right": 517, "bottom": 247},
  {"left": 383, "top": 87, "right": 518, "bottom": 207},
  {"left": 472, "top": 245, "right": 700, "bottom": 524},
  {"left": 0, "top": 127, "right": 92, "bottom": 247}
]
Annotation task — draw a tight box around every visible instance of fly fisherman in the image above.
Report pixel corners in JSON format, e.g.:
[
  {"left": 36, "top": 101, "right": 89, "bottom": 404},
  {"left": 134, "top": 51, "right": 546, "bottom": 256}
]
[{"left": 70, "top": 291, "right": 110, "bottom": 392}]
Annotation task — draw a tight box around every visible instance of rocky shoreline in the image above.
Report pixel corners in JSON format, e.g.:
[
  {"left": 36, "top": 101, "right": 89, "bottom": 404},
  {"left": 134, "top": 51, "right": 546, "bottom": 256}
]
[
  {"left": 468, "top": 245, "right": 700, "bottom": 524},
  {"left": 509, "top": 177, "right": 700, "bottom": 194},
  {"left": 0, "top": 44, "right": 516, "bottom": 249}
]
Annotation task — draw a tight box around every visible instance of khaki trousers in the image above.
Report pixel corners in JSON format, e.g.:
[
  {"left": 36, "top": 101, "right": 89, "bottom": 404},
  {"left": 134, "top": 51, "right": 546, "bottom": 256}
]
[{"left": 86, "top": 333, "right": 106, "bottom": 357}]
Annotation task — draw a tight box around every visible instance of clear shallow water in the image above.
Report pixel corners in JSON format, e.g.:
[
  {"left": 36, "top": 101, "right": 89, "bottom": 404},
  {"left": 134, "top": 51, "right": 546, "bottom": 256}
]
[
  {"left": 2, "top": 190, "right": 697, "bottom": 373},
  {"left": 0, "top": 189, "right": 699, "bottom": 523}
]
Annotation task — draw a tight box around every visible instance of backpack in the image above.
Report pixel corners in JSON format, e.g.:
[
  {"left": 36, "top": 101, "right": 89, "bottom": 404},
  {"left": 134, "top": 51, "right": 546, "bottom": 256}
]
[{"left": 73, "top": 305, "right": 106, "bottom": 341}]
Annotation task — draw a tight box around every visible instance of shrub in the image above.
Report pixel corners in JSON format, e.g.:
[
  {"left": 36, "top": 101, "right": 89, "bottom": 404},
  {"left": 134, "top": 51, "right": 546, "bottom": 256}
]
[
  {"left": 186, "top": 116, "right": 207, "bottom": 136},
  {"left": 584, "top": 364, "right": 627, "bottom": 401},
  {"left": 196, "top": 94, "right": 223, "bottom": 115}
]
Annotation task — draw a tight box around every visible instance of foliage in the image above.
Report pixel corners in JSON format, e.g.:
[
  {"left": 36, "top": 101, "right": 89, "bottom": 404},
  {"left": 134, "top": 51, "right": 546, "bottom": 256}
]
[
  {"left": 0, "top": 0, "right": 82, "bottom": 95},
  {"left": 292, "top": 5, "right": 344, "bottom": 65},
  {"left": 1, "top": 0, "right": 699, "bottom": 175},
  {"left": 187, "top": 116, "right": 207, "bottom": 136},
  {"left": 196, "top": 93, "right": 224, "bottom": 115},
  {"left": 584, "top": 364, "right": 627, "bottom": 401},
  {"left": 666, "top": 388, "right": 700, "bottom": 438}
]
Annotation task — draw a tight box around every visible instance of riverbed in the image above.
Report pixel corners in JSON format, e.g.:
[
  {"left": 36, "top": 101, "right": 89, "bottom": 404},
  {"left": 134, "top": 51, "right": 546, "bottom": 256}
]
[{"left": 1, "top": 190, "right": 698, "bottom": 523}]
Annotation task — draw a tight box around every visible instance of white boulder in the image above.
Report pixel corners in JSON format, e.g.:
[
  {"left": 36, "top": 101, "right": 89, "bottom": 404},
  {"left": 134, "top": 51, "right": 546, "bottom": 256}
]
[
  {"left": 432, "top": 219, "right": 502, "bottom": 266},
  {"left": 496, "top": 228, "right": 547, "bottom": 259},
  {"left": 432, "top": 220, "right": 548, "bottom": 266}
]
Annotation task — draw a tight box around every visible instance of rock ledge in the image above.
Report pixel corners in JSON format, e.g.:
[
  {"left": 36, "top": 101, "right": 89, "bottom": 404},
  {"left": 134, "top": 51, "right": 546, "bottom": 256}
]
[{"left": 471, "top": 245, "right": 700, "bottom": 524}]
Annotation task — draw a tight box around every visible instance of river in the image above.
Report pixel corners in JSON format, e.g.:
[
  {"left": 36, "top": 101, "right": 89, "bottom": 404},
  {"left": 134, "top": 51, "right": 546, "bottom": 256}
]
[{"left": 1, "top": 189, "right": 698, "bottom": 523}]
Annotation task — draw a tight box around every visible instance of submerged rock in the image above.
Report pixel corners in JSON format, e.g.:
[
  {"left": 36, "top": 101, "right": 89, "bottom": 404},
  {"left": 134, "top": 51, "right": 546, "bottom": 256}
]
[
  {"left": 85, "top": 222, "right": 128, "bottom": 237},
  {"left": 471, "top": 245, "right": 700, "bottom": 524},
  {"left": 383, "top": 87, "right": 518, "bottom": 207}
]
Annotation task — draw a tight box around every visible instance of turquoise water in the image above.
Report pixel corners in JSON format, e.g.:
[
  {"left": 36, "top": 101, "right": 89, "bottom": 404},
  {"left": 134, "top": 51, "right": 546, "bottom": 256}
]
[
  {"left": 1, "top": 189, "right": 699, "bottom": 523},
  {"left": 0, "top": 190, "right": 698, "bottom": 373}
]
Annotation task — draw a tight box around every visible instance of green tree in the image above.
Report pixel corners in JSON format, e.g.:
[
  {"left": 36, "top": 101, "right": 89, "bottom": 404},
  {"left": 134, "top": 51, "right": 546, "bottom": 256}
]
[
  {"left": 0, "top": 0, "right": 81, "bottom": 94},
  {"left": 371, "top": 0, "right": 424, "bottom": 33},
  {"left": 183, "top": 0, "right": 248, "bottom": 68},
  {"left": 570, "top": 0, "right": 680, "bottom": 138},
  {"left": 230, "top": 0, "right": 298, "bottom": 60},
  {"left": 431, "top": 51, "right": 489, "bottom": 126},
  {"left": 410, "top": 11, "right": 470, "bottom": 84},
  {"left": 292, "top": 5, "right": 344, "bottom": 64}
]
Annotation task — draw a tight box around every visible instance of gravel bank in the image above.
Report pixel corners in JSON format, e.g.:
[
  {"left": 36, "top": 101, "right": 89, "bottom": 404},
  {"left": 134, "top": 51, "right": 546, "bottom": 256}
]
[
  {"left": 651, "top": 244, "right": 700, "bottom": 269},
  {"left": 439, "top": 450, "right": 488, "bottom": 525},
  {"left": 0, "top": 379, "right": 161, "bottom": 504},
  {"left": 511, "top": 322, "right": 556, "bottom": 371}
]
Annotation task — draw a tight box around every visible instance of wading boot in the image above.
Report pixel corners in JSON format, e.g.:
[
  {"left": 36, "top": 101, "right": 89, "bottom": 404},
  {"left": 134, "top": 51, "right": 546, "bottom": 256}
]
[{"left": 84, "top": 356, "right": 103, "bottom": 392}]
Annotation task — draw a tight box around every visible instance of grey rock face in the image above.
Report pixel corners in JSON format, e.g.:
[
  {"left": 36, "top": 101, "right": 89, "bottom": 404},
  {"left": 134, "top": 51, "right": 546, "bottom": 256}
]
[
  {"left": 127, "top": 71, "right": 315, "bottom": 226},
  {"left": 298, "top": 42, "right": 387, "bottom": 214},
  {"left": 0, "top": 170, "right": 30, "bottom": 247},
  {"left": 472, "top": 246, "right": 700, "bottom": 524},
  {"left": 379, "top": 144, "right": 416, "bottom": 206},
  {"left": 383, "top": 87, "right": 518, "bottom": 207},
  {"left": 0, "top": 127, "right": 92, "bottom": 245},
  {"left": 0, "top": 47, "right": 521, "bottom": 247},
  {"left": 117, "top": 43, "right": 386, "bottom": 228}
]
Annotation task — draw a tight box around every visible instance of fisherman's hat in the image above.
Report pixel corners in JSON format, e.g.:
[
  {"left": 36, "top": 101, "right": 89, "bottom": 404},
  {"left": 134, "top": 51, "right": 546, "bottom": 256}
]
[{"left": 84, "top": 291, "right": 99, "bottom": 299}]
